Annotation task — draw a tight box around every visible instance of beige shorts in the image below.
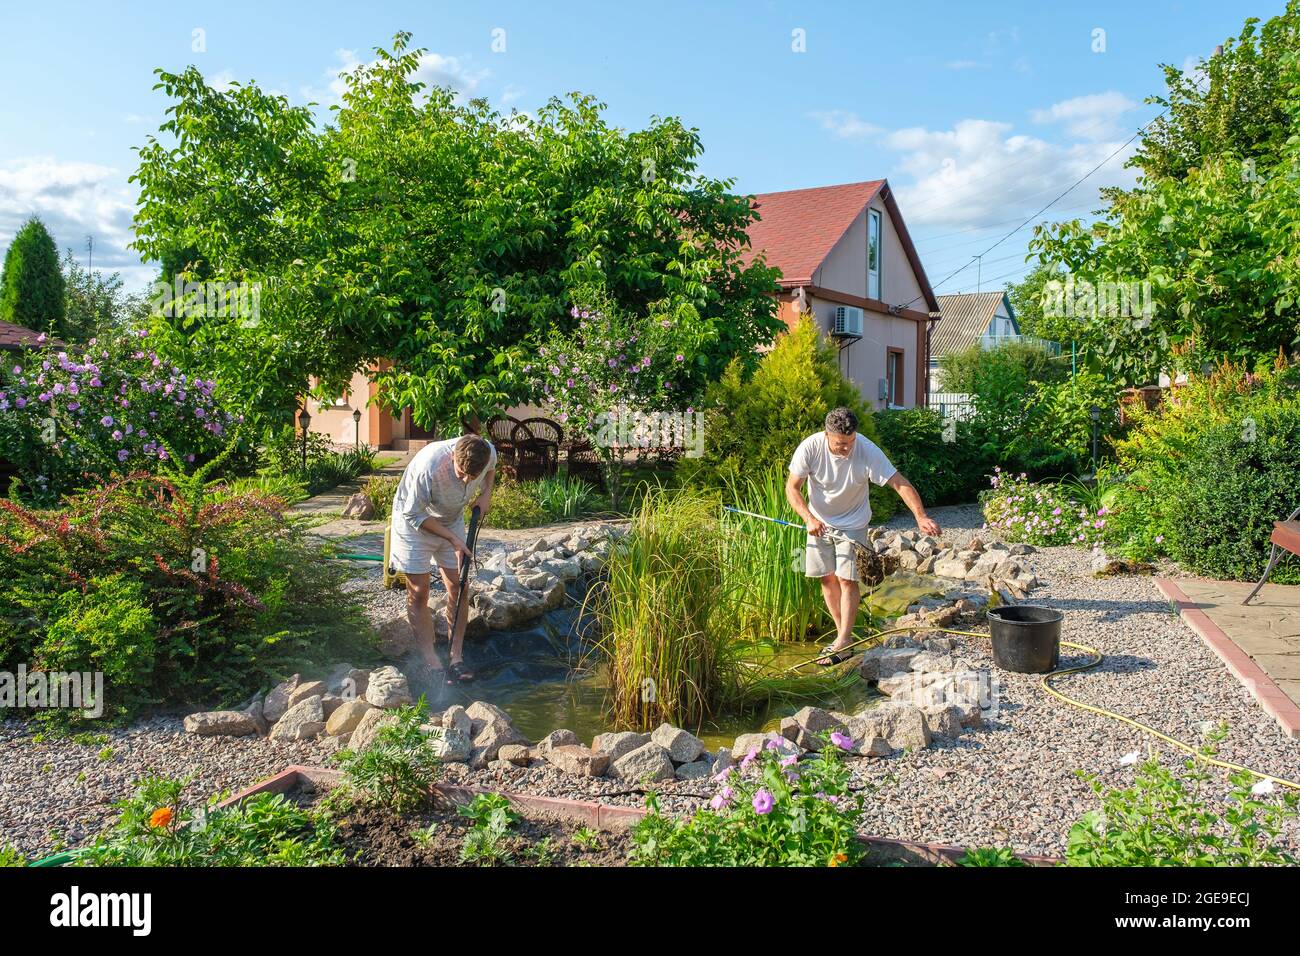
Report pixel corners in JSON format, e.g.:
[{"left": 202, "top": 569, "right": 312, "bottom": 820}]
[
  {"left": 805, "top": 526, "right": 869, "bottom": 581},
  {"left": 389, "top": 517, "right": 465, "bottom": 574}
]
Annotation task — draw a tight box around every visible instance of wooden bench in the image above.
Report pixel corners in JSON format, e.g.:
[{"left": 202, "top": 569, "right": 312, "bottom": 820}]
[{"left": 1243, "top": 506, "right": 1300, "bottom": 604}]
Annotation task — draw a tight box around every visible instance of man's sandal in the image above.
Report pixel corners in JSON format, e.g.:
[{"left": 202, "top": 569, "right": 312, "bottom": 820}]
[
  {"left": 815, "top": 645, "right": 855, "bottom": 667},
  {"left": 445, "top": 661, "right": 475, "bottom": 684}
]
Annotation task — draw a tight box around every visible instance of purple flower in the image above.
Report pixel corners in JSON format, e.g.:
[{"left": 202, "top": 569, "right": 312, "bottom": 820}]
[
  {"left": 739, "top": 748, "right": 758, "bottom": 769},
  {"left": 675, "top": 354, "right": 684, "bottom": 362},
  {"left": 117, "top": 449, "right": 129, "bottom": 462},
  {"left": 100, "top": 415, "right": 114, "bottom": 427},
  {"left": 752, "top": 789, "right": 774, "bottom": 815},
  {"left": 830, "top": 731, "right": 854, "bottom": 751}
]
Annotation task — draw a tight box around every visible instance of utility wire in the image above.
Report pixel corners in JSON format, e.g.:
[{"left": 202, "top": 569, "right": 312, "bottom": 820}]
[{"left": 904, "top": 111, "right": 1164, "bottom": 310}]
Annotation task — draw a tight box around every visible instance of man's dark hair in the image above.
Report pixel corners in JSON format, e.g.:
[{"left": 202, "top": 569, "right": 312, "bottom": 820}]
[
  {"left": 454, "top": 434, "right": 493, "bottom": 477},
  {"left": 825, "top": 407, "right": 858, "bottom": 436}
]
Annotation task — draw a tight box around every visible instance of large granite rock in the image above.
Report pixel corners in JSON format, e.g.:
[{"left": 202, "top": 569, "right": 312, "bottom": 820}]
[
  {"left": 592, "top": 731, "right": 651, "bottom": 763},
  {"left": 365, "top": 666, "right": 413, "bottom": 709},
  {"left": 650, "top": 723, "right": 705, "bottom": 764},
  {"left": 609, "top": 741, "right": 676, "bottom": 782},
  {"left": 348, "top": 707, "right": 399, "bottom": 752},
  {"left": 262, "top": 674, "right": 300, "bottom": 724},
  {"left": 325, "top": 697, "right": 375, "bottom": 736},
  {"left": 778, "top": 706, "right": 848, "bottom": 752},
  {"left": 183, "top": 710, "right": 260, "bottom": 737},
  {"left": 269, "top": 695, "right": 326, "bottom": 741},
  {"left": 544, "top": 745, "right": 610, "bottom": 777}
]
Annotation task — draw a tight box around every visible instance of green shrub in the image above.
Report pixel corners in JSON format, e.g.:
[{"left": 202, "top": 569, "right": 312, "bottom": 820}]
[
  {"left": 534, "top": 475, "right": 602, "bottom": 521},
  {"left": 874, "top": 407, "right": 989, "bottom": 505},
  {"left": 682, "top": 315, "right": 882, "bottom": 489},
  {"left": 630, "top": 735, "right": 864, "bottom": 867},
  {"left": 37, "top": 575, "right": 157, "bottom": 722},
  {"left": 980, "top": 469, "right": 1106, "bottom": 547},
  {"left": 482, "top": 477, "right": 549, "bottom": 529},
  {"left": 1108, "top": 359, "right": 1300, "bottom": 578},
  {"left": 937, "top": 339, "right": 1065, "bottom": 395},
  {"left": 0, "top": 450, "right": 375, "bottom": 728}
]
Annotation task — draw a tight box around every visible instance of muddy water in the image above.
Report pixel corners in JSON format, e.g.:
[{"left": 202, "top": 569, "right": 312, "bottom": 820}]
[{"left": 404, "top": 572, "right": 942, "bottom": 752}]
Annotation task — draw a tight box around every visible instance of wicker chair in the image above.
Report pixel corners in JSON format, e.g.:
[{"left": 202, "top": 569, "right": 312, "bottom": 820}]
[
  {"left": 564, "top": 438, "right": 605, "bottom": 488},
  {"left": 485, "top": 415, "right": 520, "bottom": 466},
  {"left": 512, "top": 419, "right": 560, "bottom": 480}
]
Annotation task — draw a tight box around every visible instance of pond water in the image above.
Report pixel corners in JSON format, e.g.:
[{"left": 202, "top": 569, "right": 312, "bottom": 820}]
[{"left": 404, "top": 572, "right": 943, "bottom": 752}]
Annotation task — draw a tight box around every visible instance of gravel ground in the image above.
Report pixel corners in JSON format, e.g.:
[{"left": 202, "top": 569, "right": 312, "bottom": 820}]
[{"left": 4, "top": 505, "right": 1299, "bottom": 860}]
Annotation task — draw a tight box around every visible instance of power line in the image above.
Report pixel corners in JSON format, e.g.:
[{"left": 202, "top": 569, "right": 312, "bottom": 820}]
[{"left": 905, "top": 110, "right": 1163, "bottom": 310}]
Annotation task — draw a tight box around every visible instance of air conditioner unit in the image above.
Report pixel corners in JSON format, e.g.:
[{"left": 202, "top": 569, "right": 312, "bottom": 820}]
[{"left": 832, "top": 306, "right": 863, "bottom": 338}]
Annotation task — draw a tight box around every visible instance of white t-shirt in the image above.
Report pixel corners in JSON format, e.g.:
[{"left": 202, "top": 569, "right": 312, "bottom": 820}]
[
  {"left": 789, "top": 431, "right": 896, "bottom": 531},
  {"left": 392, "top": 436, "right": 497, "bottom": 536}
]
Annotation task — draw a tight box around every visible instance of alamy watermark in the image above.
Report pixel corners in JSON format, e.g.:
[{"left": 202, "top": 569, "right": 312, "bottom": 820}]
[
  {"left": 0, "top": 665, "right": 103, "bottom": 718},
  {"left": 1043, "top": 277, "right": 1155, "bottom": 325},
  {"left": 591, "top": 409, "right": 705, "bottom": 458}
]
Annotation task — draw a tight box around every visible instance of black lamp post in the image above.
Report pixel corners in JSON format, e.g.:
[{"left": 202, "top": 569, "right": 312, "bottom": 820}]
[
  {"left": 298, "top": 406, "right": 312, "bottom": 470},
  {"left": 1089, "top": 405, "right": 1101, "bottom": 475},
  {"left": 352, "top": 407, "right": 362, "bottom": 450}
]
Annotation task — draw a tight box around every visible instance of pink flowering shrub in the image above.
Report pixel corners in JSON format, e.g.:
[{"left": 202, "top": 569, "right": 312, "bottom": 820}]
[
  {"left": 980, "top": 467, "right": 1106, "bottom": 547},
  {"left": 630, "top": 734, "right": 863, "bottom": 867},
  {"left": 0, "top": 327, "right": 239, "bottom": 501}
]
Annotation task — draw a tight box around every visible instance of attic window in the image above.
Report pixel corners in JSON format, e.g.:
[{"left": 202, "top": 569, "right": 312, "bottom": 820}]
[{"left": 868, "top": 209, "right": 882, "bottom": 300}]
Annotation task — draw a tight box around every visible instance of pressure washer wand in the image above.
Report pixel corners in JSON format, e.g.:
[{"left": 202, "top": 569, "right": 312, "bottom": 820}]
[{"left": 451, "top": 504, "right": 482, "bottom": 644}]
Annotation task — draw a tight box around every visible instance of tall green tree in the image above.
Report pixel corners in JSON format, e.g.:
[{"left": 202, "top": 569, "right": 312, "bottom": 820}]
[
  {"left": 131, "top": 32, "right": 781, "bottom": 434},
  {"left": 60, "top": 248, "right": 143, "bottom": 341},
  {"left": 1030, "top": 2, "right": 1300, "bottom": 385},
  {"left": 0, "top": 217, "right": 65, "bottom": 337}
]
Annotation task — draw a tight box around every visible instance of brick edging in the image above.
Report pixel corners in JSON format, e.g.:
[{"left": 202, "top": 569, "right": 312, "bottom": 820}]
[
  {"left": 218, "top": 765, "right": 1061, "bottom": 867},
  {"left": 1156, "top": 577, "right": 1300, "bottom": 740}
]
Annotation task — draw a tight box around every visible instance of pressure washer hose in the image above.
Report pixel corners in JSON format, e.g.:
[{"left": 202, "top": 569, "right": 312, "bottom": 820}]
[{"left": 805, "top": 623, "right": 1300, "bottom": 792}]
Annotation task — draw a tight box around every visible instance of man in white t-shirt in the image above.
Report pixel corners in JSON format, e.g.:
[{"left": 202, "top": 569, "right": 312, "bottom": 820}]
[
  {"left": 786, "top": 406, "right": 941, "bottom": 665},
  {"left": 389, "top": 433, "right": 496, "bottom": 683}
]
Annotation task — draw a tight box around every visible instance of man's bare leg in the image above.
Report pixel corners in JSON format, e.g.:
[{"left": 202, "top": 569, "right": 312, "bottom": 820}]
[
  {"left": 404, "top": 572, "right": 443, "bottom": 670},
  {"left": 439, "top": 565, "right": 474, "bottom": 678},
  {"left": 831, "top": 575, "right": 861, "bottom": 652},
  {"left": 820, "top": 573, "right": 843, "bottom": 638}
]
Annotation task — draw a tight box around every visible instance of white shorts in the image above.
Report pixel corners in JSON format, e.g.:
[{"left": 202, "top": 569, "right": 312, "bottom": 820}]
[
  {"left": 389, "top": 517, "right": 465, "bottom": 574},
  {"left": 805, "top": 526, "right": 868, "bottom": 581}
]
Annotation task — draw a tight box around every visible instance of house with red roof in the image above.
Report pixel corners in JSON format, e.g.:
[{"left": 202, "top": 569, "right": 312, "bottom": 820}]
[
  {"left": 742, "top": 180, "right": 940, "bottom": 409},
  {"left": 0, "top": 319, "right": 48, "bottom": 352}
]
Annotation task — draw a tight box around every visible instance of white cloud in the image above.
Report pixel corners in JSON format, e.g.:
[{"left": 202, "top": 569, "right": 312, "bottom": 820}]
[
  {"left": 500, "top": 83, "right": 525, "bottom": 106},
  {"left": 303, "top": 48, "right": 490, "bottom": 107},
  {"left": 0, "top": 156, "right": 146, "bottom": 290},
  {"left": 808, "top": 109, "right": 882, "bottom": 140},
  {"left": 205, "top": 69, "right": 237, "bottom": 93},
  {"left": 1031, "top": 91, "right": 1139, "bottom": 140},
  {"left": 882, "top": 117, "right": 1140, "bottom": 231}
]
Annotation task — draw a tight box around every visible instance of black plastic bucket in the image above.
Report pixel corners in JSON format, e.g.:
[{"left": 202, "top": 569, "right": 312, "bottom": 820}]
[{"left": 987, "top": 605, "right": 1062, "bottom": 674}]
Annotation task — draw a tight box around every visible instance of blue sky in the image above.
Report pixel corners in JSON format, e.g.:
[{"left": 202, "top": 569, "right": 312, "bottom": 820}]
[{"left": 0, "top": 0, "right": 1282, "bottom": 297}]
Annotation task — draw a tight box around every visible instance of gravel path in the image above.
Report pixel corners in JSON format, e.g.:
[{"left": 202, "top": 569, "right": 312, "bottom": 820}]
[{"left": 4, "top": 505, "right": 1299, "bottom": 860}]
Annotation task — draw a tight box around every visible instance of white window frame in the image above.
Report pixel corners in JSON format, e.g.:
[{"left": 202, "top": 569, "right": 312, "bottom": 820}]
[{"left": 867, "top": 208, "right": 882, "bottom": 300}]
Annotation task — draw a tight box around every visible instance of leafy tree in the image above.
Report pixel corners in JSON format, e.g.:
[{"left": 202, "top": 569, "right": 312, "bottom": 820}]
[
  {"left": 1030, "top": 3, "right": 1300, "bottom": 386},
  {"left": 0, "top": 217, "right": 65, "bottom": 337},
  {"left": 130, "top": 33, "right": 781, "bottom": 436},
  {"left": 937, "top": 338, "right": 1065, "bottom": 394},
  {"left": 60, "top": 248, "right": 144, "bottom": 341},
  {"left": 1004, "top": 261, "right": 1073, "bottom": 344}
]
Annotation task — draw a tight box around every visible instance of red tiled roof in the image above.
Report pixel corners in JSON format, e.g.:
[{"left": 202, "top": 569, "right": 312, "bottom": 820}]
[
  {"left": 0, "top": 319, "right": 47, "bottom": 350},
  {"left": 741, "top": 180, "right": 886, "bottom": 287}
]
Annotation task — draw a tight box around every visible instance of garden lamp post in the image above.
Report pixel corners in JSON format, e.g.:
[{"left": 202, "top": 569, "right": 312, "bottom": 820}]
[
  {"left": 298, "top": 406, "right": 312, "bottom": 470},
  {"left": 352, "top": 407, "right": 362, "bottom": 450},
  {"left": 1089, "top": 405, "right": 1101, "bottom": 475}
]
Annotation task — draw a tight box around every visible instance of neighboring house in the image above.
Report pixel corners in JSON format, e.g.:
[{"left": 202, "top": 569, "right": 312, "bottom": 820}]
[
  {"left": 929, "top": 290, "right": 1019, "bottom": 389},
  {"left": 742, "top": 180, "right": 941, "bottom": 410},
  {"left": 305, "top": 359, "right": 438, "bottom": 452}
]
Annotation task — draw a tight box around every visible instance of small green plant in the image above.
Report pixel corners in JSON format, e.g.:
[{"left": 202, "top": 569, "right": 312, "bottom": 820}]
[
  {"left": 481, "top": 477, "right": 549, "bottom": 529},
  {"left": 411, "top": 823, "right": 438, "bottom": 847},
  {"left": 333, "top": 699, "right": 442, "bottom": 813},
  {"left": 572, "top": 826, "right": 604, "bottom": 852},
  {"left": 957, "top": 846, "right": 1027, "bottom": 867},
  {"left": 630, "top": 733, "right": 864, "bottom": 867},
  {"left": 361, "top": 474, "right": 400, "bottom": 521},
  {"left": 524, "top": 837, "right": 556, "bottom": 865},
  {"left": 0, "top": 844, "right": 26, "bottom": 867},
  {"left": 97, "top": 746, "right": 114, "bottom": 762},
  {"left": 1066, "top": 751, "right": 1298, "bottom": 867},
  {"left": 457, "top": 793, "right": 520, "bottom": 866}
]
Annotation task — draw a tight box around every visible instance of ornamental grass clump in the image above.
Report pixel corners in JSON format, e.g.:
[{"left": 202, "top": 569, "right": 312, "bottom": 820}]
[
  {"left": 596, "top": 487, "right": 740, "bottom": 730},
  {"left": 630, "top": 733, "right": 865, "bottom": 867}
]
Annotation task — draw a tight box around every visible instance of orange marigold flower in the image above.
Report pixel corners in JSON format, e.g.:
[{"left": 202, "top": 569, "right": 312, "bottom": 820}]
[
  {"left": 829, "top": 852, "right": 848, "bottom": 867},
  {"left": 149, "top": 807, "right": 174, "bottom": 828}
]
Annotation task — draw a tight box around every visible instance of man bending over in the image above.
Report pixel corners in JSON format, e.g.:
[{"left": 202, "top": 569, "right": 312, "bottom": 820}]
[
  {"left": 389, "top": 433, "right": 495, "bottom": 683},
  {"left": 786, "top": 406, "right": 940, "bottom": 666}
]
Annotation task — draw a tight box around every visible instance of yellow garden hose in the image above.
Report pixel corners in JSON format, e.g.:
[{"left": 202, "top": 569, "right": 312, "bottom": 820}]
[{"left": 792, "top": 623, "right": 1300, "bottom": 792}]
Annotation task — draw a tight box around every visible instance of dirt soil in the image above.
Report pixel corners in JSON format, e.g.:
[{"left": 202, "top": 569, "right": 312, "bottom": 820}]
[{"left": 329, "top": 798, "right": 633, "bottom": 867}]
